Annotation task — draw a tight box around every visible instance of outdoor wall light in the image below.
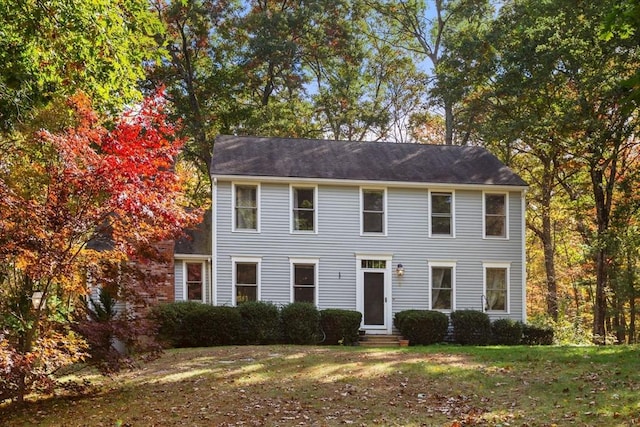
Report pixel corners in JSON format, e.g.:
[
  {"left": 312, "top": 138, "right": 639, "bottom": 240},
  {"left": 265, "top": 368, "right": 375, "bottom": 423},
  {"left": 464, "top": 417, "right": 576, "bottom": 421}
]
[
  {"left": 31, "top": 291, "right": 44, "bottom": 310},
  {"left": 396, "top": 264, "right": 405, "bottom": 277}
]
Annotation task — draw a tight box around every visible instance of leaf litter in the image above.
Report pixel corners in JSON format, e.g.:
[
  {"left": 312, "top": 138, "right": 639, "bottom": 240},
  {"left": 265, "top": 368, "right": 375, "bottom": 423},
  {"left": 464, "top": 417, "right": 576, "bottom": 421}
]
[{"left": 2, "top": 345, "right": 639, "bottom": 426}]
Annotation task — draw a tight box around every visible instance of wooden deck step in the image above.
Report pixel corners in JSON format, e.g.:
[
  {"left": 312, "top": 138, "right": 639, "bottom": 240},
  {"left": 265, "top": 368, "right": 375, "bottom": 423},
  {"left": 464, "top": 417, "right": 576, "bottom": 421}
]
[{"left": 358, "top": 334, "right": 405, "bottom": 348}]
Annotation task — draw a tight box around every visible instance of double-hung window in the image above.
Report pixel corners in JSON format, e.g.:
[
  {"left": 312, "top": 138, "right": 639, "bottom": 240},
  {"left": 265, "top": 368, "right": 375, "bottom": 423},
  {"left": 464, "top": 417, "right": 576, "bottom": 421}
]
[
  {"left": 234, "top": 184, "right": 259, "bottom": 231},
  {"left": 484, "top": 193, "right": 507, "bottom": 238},
  {"left": 234, "top": 258, "right": 260, "bottom": 305},
  {"left": 430, "top": 192, "right": 453, "bottom": 236},
  {"left": 291, "top": 259, "right": 318, "bottom": 304},
  {"left": 362, "top": 189, "right": 385, "bottom": 234},
  {"left": 185, "top": 262, "right": 204, "bottom": 302},
  {"left": 430, "top": 262, "right": 455, "bottom": 311},
  {"left": 292, "top": 186, "right": 316, "bottom": 232},
  {"left": 484, "top": 263, "right": 509, "bottom": 312}
]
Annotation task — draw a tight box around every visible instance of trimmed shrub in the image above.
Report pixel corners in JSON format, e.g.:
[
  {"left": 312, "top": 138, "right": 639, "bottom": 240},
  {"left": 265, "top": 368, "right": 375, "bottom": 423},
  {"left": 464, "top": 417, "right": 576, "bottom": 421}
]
[
  {"left": 280, "top": 302, "right": 321, "bottom": 345},
  {"left": 393, "top": 310, "right": 422, "bottom": 332},
  {"left": 491, "top": 319, "right": 523, "bottom": 345},
  {"left": 189, "top": 305, "right": 242, "bottom": 346},
  {"left": 152, "top": 302, "right": 242, "bottom": 347},
  {"left": 450, "top": 310, "right": 491, "bottom": 345},
  {"left": 394, "top": 310, "right": 449, "bottom": 345},
  {"left": 237, "top": 301, "right": 281, "bottom": 344},
  {"left": 320, "top": 309, "right": 362, "bottom": 345},
  {"left": 152, "top": 301, "right": 203, "bottom": 347},
  {"left": 522, "top": 324, "right": 554, "bottom": 345}
]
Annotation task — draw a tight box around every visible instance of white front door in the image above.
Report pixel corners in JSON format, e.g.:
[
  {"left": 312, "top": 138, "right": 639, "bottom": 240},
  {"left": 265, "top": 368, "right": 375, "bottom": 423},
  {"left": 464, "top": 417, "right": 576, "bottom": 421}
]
[{"left": 356, "top": 255, "right": 392, "bottom": 334}]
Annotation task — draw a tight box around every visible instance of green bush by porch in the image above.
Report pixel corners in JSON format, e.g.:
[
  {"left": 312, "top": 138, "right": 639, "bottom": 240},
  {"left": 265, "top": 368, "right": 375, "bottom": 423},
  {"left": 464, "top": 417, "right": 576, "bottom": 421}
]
[
  {"left": 320, "top": 309, "right": 362, "bottom": 345},
  {"left": 394, "top": 310, "right": 449, "bottom": 345}
]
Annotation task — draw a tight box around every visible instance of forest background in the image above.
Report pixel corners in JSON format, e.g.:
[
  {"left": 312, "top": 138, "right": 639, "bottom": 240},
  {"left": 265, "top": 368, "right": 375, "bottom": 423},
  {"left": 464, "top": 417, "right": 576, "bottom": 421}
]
[{"left": 1, "top": 1, "right": 639, "bottom": 399}]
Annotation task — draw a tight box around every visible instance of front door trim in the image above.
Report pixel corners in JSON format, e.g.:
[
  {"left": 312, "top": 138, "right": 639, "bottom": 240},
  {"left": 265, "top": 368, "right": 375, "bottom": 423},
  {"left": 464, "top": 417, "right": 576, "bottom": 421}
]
[{"left": 355, "top": 253, "right": 392, "bottom": 334}]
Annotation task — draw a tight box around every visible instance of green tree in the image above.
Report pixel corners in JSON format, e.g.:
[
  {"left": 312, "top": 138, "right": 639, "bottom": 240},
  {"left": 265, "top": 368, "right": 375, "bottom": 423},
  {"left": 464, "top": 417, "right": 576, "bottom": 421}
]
[
  {"left": 606, "top": 150, "right": 640, "bottom": 343},
  {"left": 370, "top": 0, "right": 494, "bottom": 144},
  {"left": 150, "top": 0, "right": 423, "bottom": 194},
  {"left": 149, "top": 0, "right": 242, "bottom": 204},
  {"left": 237, "top": 0, "right": 316, "bottom": 135},
  {"left": 456, "top": 0, "right": 640, "bottom": 342},
  {"left": 601, "top": 0, "right": 640, "bottom": 106},
  {"left": 306, "top": 1, "right": 426, "bottom": 141},
  {"left": 0, "top": 0, "right": 162, "bottom": 130}
]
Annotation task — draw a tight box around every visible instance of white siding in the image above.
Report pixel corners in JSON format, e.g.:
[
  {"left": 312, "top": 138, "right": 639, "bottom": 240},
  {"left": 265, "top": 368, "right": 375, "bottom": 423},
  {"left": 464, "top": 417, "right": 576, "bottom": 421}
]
[{"left": 214, "top": 180, "right": 526, "bottom": 321}]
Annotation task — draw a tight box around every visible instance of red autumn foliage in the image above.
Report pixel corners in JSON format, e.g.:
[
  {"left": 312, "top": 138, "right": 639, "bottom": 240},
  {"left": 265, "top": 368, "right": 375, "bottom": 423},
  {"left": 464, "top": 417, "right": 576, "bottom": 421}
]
[{"left": 0, "top": 90, "right": 202, "bottom": 401}]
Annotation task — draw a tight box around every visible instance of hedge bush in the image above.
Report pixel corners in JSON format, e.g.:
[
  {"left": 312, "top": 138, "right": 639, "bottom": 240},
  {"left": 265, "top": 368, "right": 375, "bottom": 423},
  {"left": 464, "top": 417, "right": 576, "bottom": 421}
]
[
  {"left": 450, "top": 310, "right": 491, "bottom": 345},
  {"left": 394, "top": 310, "right": 449, "bottom": 345},
  {"left": 522, "top": 324, "right": 554, "bottom": 345},
  {"left": 280, "top": 302, "right": 321, "bottom": 344},
  {"left": 152, "top": 301, "right": 203, "bottom": 347},
  {"left": 393, "top": 310, "right": 422, "bottom": 332},
  {"left": 491, "top": 319, "right": 523, "bottom": 345},
  {"left": 237, "top": 301, "right": 281, "bottom": 344},
  {"left": 320, "top": 309, "right": 362, "bottom": 345},
  {"left": 199, "top": 306, "right": 243, "bottom": 346},
  {"left": 152, "top": 302, "right": 242, "bottom": 347}
]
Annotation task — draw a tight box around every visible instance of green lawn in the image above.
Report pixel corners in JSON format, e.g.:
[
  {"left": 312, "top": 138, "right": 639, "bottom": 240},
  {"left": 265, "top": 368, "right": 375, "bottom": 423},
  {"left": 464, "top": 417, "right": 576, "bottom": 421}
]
[{"left": 2, "top": 345, "right": 639, "bottom": 426}]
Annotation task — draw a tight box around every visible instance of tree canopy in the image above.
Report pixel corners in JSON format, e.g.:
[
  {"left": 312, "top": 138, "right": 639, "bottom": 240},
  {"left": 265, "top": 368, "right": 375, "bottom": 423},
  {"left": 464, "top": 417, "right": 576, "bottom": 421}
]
[
  {"left": 0, "top": 0, "right": 163, "bottom": 130},
  {"left": 450, "top": 0, "right": 640, "bottom": 342}
]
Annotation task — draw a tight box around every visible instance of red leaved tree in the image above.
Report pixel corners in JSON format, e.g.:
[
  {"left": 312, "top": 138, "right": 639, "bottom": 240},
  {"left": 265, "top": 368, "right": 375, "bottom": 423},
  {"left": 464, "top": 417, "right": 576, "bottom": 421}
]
[{"left": 0, "top": 91, "right": 202, "bottom": 402}]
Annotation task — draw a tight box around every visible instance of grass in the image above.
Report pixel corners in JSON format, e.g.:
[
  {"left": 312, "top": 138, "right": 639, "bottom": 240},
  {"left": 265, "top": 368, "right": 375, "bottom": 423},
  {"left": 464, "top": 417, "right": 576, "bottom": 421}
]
[{"left": 1, "top": 345, "right": 639, "bottom": 426}]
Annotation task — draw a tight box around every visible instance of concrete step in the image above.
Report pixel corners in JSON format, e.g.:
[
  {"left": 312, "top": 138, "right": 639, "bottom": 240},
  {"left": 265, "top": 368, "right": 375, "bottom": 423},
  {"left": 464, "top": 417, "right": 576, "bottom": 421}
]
[{"left": 358, "top": 334, "right": 406, "bottom": 348}]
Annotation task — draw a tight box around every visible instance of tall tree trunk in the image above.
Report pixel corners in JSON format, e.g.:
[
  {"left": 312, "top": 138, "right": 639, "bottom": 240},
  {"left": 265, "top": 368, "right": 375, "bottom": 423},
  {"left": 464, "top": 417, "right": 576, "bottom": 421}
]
[
  {"left": 444, "top": 99, "right": 454, "bottom": 145},
  {"left": 593, "top": 243, "right": 608, "bottom": 344},
  {"left": 529, "top": 157, "right": 559, "bottom": 321},
  {"left": 542, "top": 220, "right": 558, "bottom": 321},
  {"left": 629, "top": 292, "right": 636, "bottom": 344},
  {"left": 541, "top": 160, "right": 558, "bottom": 321},
  {"left": 588, "top": 125, "right": 623, "bottom": 345},
  {"left": 626, "top": 248, "right": 636, "bottom": 344},
  {"left": 591, "top": 166, "right": 609, "bottom": 344},
  {"left": 529, "top": 215, "right": 558, "bottom": 321},
  {"left": 615, "top": 295, "right": 627, "bottom": 344},
  {"left": 175, "top": 21, "right": 211, "bottom": 181}
]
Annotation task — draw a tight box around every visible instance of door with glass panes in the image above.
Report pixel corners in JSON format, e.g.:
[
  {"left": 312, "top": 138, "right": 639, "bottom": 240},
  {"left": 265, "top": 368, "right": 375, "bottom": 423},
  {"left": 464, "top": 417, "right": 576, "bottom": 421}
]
[{"left": 357, "top": 257, "right": 391, "bottom": 333}]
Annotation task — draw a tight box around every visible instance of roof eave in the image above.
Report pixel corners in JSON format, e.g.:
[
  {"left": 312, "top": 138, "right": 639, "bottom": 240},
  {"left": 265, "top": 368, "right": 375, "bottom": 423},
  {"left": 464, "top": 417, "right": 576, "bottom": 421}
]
[{"left": 211, "top": 174, "right": 529, "bottom": 192}]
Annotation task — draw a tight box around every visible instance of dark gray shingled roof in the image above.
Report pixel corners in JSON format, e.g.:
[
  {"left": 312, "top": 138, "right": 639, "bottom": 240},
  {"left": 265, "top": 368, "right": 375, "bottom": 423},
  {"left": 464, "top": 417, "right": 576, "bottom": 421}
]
[{"left": 211, "top": 135, "right": 527, "bottom": 187}]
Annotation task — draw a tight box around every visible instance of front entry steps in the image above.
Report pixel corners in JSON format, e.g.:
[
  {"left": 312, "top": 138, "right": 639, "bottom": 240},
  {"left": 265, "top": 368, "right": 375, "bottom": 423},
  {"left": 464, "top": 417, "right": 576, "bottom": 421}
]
[{"left": 358, "top": 333, "right": 406, "bottom": 348}]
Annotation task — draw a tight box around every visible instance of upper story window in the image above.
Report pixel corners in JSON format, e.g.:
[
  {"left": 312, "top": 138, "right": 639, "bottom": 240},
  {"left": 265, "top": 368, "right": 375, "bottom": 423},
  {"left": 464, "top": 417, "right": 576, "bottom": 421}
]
[
  {"left": 484, "top": 192, "right": 508, "bottom": 238},
  {"left": 186, "top": 262, "right": 204, "bottom": 302},
  {"left": 234, "top": 184, "right": 259, "bottom": 231},
  {"left": 362, "top": 188, "right": 385, "bottom": 234},
  {"left": 484, "top": 263, "right": 509, "bottom": 312},
  {"left": 292, "top": 186, "right": 316, "bottom": 233},
  {"left": 431, "top": 192, "right": 453, "bottom": 236}
]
